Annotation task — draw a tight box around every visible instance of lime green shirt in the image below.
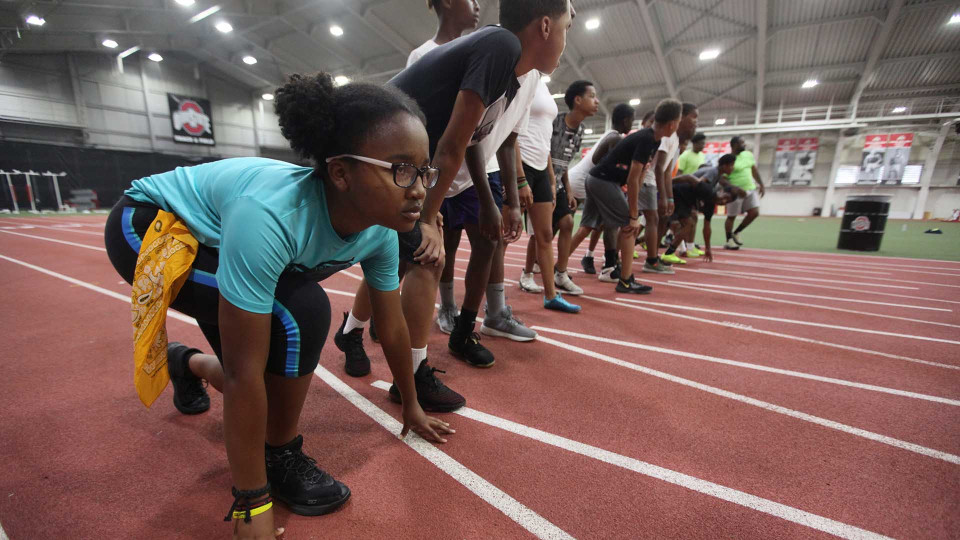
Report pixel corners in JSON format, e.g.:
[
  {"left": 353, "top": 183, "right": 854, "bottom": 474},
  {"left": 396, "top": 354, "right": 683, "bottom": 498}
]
[
  {"left": 677, "top": 149, "right": 706, "bottom": 175},
  {"left": 728, "top": 150, "right": 756, "bottom": 190}
]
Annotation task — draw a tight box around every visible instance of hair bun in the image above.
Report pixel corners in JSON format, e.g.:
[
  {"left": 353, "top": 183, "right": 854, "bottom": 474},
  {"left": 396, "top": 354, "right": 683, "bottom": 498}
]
[{"left": 274, "top": 73, "right": 337, "bottom": 161}]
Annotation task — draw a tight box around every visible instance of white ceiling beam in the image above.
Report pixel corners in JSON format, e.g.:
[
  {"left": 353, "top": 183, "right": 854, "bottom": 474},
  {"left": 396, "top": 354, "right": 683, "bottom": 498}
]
[
  {"left": 691, "top": 79, "right": 754, "bottom": 110},
  {"left": 338, "top": 0, "right": 413, "bottom": 57},
  {"left": 863, "top": 83, "right": 960, "bottom": 98},
  {"left": 675, "top": 35, "right": 753, "bottom": 87},
  {"left": 755, "top": 0, "right": 767, "bottom": 125},
  {"left": 663, "top": 32, "right": 755, "bottom": 56},
  {"left": 849, "top": 0, "right": 905, "bottom": 119},
  {"left": 634, "top": 0, "right": 677, "bottom": 98},
  {"left": 769, "top": 10, "right": 885, "bottom": 36},
  {"left": 659, "top": 0, "right": 754, "bottom": 31},
  {"left": 561, "top": 41, "right": 610, "bottom": 116}
]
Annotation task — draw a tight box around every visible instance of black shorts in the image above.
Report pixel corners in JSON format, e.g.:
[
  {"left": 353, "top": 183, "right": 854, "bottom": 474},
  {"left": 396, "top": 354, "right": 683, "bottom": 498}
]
[
  {"left": 397, "top": 220, "right": 422, "bottom": 264},
  {"left": 552, "top": 187, "right": 575, "bottom": 227},
  {"left": 105, "top": 196, "right": 331, "bottom": 378},
  {"left": 668, "top": 200, "right": 696, "bottom": 223},
  {"left": 523, "top": 162, "right": 553, "bottom": 204}
]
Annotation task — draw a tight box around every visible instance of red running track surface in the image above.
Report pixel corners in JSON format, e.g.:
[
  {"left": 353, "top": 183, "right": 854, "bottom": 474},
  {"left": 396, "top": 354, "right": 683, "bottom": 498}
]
[{"left": 1, "top": 215, "right": 959, "bottom": 539}]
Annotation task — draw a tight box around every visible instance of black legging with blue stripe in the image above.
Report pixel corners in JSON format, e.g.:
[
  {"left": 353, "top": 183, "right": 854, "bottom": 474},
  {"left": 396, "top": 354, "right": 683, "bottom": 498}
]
[{"left": 105, "top": 195, "right": 331, "bottom": 378}]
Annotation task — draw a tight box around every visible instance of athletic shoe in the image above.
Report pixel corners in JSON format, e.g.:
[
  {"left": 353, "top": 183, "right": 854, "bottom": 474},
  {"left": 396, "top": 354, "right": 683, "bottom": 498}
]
[
  {"left": 633, "top": 250, "right": 640, "bottom": 259},
  {"left": 544, "top": 293, "right": 581, "bottom": 313},
  {"left": 598, "top": 265, "right": 620, "bottom": 283},
  {"left": 532, "top": 263, "right": 541, "bottom": 274},
  {"left": 369, "top": 316, "right": 379, "bottom": 343},
  {"left": 333, "top": 312, "right": 370, "bottom": 378},
  {"left": 166, "top": 342, "right": 210, "bottom": 415},
  {"left": 481, "top": 305, "right": 537, "bottom": 341},
  {"left": 519, "top": 271, "right": 543, "bottom": 293},
  {"left": 661, "top": 253, "right": 686, "bottom": 265},
  {"left": 580, "top": 255, "right": 596, "bottom": 274},
  {"left": 686, "top": 247, "right": 703, "bottom": 257},
  {"left": 554, "top": 271, "right": 583, "bottom": 296},
  {"left": 388, "top": 360, "right": 466, "bottom": 412},
  {"left": 732, "top": 233, "right": 743, "bottom": 246},
  {"left": 266, "top": 434, "right": 351, "bottom": 516},
  {"left": 643, "top": 259, "right": 675, "bottom": 274},
  {"left": 449, "top": 315, "right": 495, "bottom": 368},
  {"left": 724, "top": 238, "right": 740, "bottom": 250},
  {"left": 615, "top": 274, "right": 653, "bottom": 294},
  {"left": 436, "top": 304, "right": 457, "bottom": 335},
  {"left": 661, "top": 231, "right": 673, "bottom": 248}
]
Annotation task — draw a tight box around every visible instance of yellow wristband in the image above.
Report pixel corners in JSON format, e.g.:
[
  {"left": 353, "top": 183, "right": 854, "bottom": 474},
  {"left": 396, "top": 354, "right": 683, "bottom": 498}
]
[{"left": 232, "top": 501, "right": 272, "bottom": 520}]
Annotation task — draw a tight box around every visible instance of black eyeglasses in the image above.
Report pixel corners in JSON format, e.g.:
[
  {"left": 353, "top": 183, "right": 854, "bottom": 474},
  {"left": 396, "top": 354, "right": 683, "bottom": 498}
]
[{"left": 325, "top": 154, "right": 440, "bottom": 189}]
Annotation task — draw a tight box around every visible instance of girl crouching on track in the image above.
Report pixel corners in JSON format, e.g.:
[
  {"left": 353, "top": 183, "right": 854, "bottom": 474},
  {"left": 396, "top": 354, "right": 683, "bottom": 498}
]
[{"left": 104, "top": 72, "right": 454, "bottom": 538}]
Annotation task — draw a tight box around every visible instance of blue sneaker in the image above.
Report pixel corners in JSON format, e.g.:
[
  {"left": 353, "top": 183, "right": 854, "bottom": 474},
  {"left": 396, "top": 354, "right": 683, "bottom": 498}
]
[{"left": 544, "top": 293, "right": 581, "bottom": 313}]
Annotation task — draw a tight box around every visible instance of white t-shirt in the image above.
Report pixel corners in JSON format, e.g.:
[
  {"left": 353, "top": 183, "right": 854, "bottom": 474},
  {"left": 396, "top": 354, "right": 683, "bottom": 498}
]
[
  {"left": 516, "top": 77, "right": 558, "bottom": 170},
  {"left": 407, "top": 40, "right": 439, "bottom": 67},
  {"left": 446, "top": 70, "right": 540, "bottom": 197},
  {"left": 642, "top": 132, "right": 679, "bottom": 186},
  {"left": 568, "top": 129, "right": 618, "bottom": 199}
]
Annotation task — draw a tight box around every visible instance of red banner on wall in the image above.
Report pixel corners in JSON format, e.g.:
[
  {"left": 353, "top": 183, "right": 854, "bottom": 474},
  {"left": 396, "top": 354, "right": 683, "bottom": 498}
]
[{"left": 886, "top": 133, "right": 913, "bottom": 148}]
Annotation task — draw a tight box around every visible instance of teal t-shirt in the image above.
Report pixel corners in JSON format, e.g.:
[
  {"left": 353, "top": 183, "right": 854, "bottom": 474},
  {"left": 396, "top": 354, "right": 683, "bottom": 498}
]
[
  {"left": 728, "top": 150, "right": 756, "bottom": 191},
  {"left": 125, "top": 157, "right": 400, "bottom": 314}
]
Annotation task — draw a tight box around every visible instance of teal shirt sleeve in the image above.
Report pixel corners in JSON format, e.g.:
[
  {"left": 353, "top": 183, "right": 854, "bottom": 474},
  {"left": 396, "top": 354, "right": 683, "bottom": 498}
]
[
  {"left": 360, "top": 229, "right": 400, "bottom": 292},
  {"left": 217, "top": 197, "right": 294, "bottom": 314}
]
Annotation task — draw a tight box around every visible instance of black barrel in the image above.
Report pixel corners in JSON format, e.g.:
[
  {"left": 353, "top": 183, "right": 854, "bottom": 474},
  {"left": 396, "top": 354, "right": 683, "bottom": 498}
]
[{"left": 838, "top": 195, "right": 891, "bottom": 251}]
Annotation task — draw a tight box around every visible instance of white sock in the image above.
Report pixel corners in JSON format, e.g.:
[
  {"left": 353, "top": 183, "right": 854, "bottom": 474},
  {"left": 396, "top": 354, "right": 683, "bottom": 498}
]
[
  {"left": 412, "top": 346, "right": 427, "bottom": 372},
  {"left": 343, "top": 310, "right": 366, "bottom": 333},
  {"left": 678, "top": 240, "right": 687, "bottom": 254},
  {"left": 439, "top": 281, "right": 456, "bottom": 309},
  {"left": 585, "top": 249, "right": 594, "bottom": 258}
]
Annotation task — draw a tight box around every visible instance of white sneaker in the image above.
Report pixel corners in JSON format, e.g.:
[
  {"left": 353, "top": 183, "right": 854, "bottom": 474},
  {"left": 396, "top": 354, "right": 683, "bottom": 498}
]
[
  {"left": 732, "top": 233, "right": 743, "bottom": 246},
  {"left": 532, "top": 263, "right": 541, "bottom": 274},
  {"left": 724, "top": 238, "right": 740, "bottom": 250},
  {"left": 598, "top": 266, "right": 620, "bottom": 283},
  {"left": 554, "top": 271, "right": 583, "bottom": 295},
  {"left": 519, "top": 271, "right": 543, "bottom": 293},
  {"left": 436, "top": 304, "right": 457, "bottom": 334}
]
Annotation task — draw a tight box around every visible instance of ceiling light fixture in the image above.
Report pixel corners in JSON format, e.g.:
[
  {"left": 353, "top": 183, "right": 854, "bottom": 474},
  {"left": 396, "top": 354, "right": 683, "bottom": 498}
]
[
  {"left": 215, "top": 21, "right": 233, "bottom": 33},
  {"left": 585, "top": 18, "right": 600, "bottom": 30},
  {"left": 25, "top": 14, "right": 45, "bottom": 26},
  {"left": 715, "top": 118, "right": 726, "bottom": 125},
  {"left": 242, "top": 55, "right": 257, "bottom": 65},
  {"left": 949, "top": 13, "right": 960, "bottom": 24},
  {"left": 148, "top": 53, "right": 163, "bottom": 62},
  {"left": 102, "top": 39, "right": 119, "bottom": 49},
  {"left": 174, "top": 0, "right": 195, "bottom": 6},
  {"left": 584, "top": 128, "right": 594, "bottom": 134},
  {"left": 802, "top": 79, "right": 819, "bottom": 89},
  {"left": 118, "top": 45, "right": 140, "bottom": 59},
  {"left": 699, "top": 48, "right": 720, "bottom": 61},
  {"left": 891, "top": 106, "right": 907, "bottom": 113},
  {"left": 629, "top": 98, "right": 641, "bottom": 106},
  {"left": 188, "top": 5, "right": 220, "bottom": 24},
  {"left": 551, "top": 93, "right": 564, "bottom": 99},
  {"left": 330, "top": 25, "right": 344, "bottom": 37},
  {"left": 334, "top": 75, "right": 350, "bottom": 86},
  {"left": 262, "top": 93, "right": 274, "bottom": 101}
]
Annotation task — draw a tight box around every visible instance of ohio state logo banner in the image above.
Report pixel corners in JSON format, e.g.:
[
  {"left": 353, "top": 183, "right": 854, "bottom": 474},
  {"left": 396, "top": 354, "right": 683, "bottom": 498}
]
[{"left": 168, "top": 94, "right": 215, "bottom": 146}]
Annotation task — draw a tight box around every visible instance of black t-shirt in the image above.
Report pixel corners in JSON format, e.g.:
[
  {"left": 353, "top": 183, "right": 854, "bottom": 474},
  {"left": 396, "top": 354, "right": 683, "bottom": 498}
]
[
  {"left": 674, "top": 180, "right": 717, "bottom": 220},
  {"left": 389, "top": 26, "right": 522, "bottom": 158},
  {"left": 589, "top": 128, "right": 661, "bottom": 185}
]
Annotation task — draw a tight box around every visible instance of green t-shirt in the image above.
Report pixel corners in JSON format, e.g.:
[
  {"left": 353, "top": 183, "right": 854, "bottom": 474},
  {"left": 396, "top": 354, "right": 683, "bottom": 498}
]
[
  {"left": 677, "top": 149, "right": 706, "bottom": 175},
  {"left": 728, "top": 150, "right": 756, "bottom": 190}
]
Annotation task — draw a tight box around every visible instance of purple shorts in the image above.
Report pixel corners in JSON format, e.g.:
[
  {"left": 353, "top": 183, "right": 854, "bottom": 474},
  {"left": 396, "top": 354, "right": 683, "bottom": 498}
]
[{"left": 440, "top": 172, "right": 504, "bottom": 230}]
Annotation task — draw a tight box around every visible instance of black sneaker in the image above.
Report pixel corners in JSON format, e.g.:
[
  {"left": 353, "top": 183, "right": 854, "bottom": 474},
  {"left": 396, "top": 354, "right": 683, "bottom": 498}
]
[
  {"left": 333, "top": 312, "right": 370, "bottom": 378},
  {"left": 166, "top": 342, "right": 210, "bottom": 415},
  {"left": 369, "top": 316, "right": 379, "bottom": 343},
  {"left": 580, "top": 255, "right": 596, "bottom": 274},
  {"left": 388, "top": 360, "right": 466, "bottom": 412},
  {"left": 448, "top": 315, "right": 495, "bottom": 368},
  {"left": 615, "top": 274, "right": 653, "bottom": 294},
  {"left": 265, "top": 435, "right": 351, "bottom": 516}
]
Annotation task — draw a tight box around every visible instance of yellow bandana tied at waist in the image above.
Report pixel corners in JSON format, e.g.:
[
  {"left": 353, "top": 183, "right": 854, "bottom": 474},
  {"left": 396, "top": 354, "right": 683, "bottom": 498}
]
[{"left": 131, "top": 211, "right": 199, "bottom": 407}]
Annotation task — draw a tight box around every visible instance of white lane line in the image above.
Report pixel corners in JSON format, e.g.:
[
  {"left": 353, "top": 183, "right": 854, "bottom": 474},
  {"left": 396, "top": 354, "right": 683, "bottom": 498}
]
[
  {"left": 721, "top": 256, "right": 960, "bottom": 288},
  {"left": 368, "top": 382, "right": 894, "bottom": 540},
  {"left": 726, "top": 252, "right": 960, "bottom": 276},
  {"left": 711, "top": 259, "right": 892, "bottom": 277},
  {"left": 0, "top": 252, "right": 572, "bottom": 540},
  {"left": 662, "top": 280, "right": 951, "bottom": 312},
  {"left": 678, "top": 268, "right": 960, "bottom": 305},
  {"left": 676, "top": 267, "right": 917, "bottom": 290},
  {"left": 314, "top": 368, "right": 573, "bottom": 540},
  {"left": 649, "top": 280, "right": 960, "bottom": 329},
  {"left": 616, "top": 297, "right": 960, "bottom": 345},
  {"left": 0, "top": 223, "right": 104, "bottom": 236},
  {"left": 0, "top": 521, "right": 7, "bottom": 540},
  {"left": 533, "top": 335, "right": 960, "bottom": 465},
  {"left": 716, "top": 244, "right": 960, "bottom": 267},
  {"left": 0, "top": 230, "right": 106, "bottom": 251},
  {"left": 531, "top": 326, "right": 960, "bottom": 407},
  {"left": 580, "top": 295, "right": 959, "bottom": 371}
]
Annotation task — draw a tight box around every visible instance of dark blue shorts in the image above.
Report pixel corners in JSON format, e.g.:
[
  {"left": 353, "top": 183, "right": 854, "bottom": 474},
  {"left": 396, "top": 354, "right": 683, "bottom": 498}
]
[{"left": 440, "top": 172, "right": 504, "bottom": 231}]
